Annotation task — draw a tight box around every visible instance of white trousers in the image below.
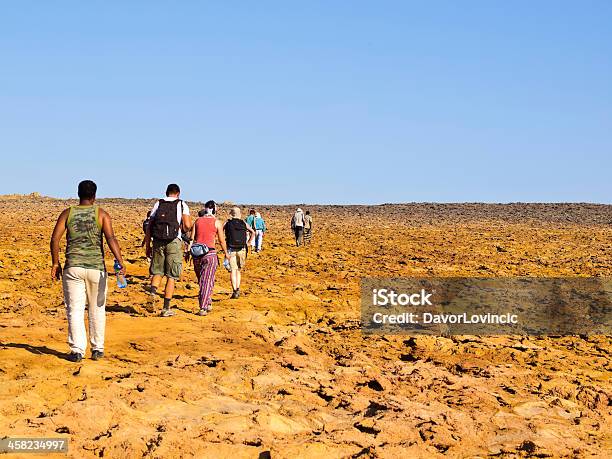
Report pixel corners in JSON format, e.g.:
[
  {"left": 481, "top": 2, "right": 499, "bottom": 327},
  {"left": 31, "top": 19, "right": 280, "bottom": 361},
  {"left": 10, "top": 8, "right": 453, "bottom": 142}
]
[
  {"left": 255, "top": 230, "right": 264, "bottom": 251},
  {"left": 62, "top": 267, "right": 107, "bottom": 355}
]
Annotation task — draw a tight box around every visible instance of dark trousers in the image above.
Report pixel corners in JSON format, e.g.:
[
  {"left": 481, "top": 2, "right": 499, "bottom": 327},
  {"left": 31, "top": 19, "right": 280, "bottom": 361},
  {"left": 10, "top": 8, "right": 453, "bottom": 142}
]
[{"left": 294, "top": 226, "right": 304, "bottom": 246}]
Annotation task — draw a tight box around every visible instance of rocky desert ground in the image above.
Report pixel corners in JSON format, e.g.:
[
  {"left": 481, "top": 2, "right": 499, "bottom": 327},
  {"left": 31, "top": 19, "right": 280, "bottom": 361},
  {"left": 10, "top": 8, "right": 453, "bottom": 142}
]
[{"left": 0, "top": 195, "right": 610, "bottom": 458}]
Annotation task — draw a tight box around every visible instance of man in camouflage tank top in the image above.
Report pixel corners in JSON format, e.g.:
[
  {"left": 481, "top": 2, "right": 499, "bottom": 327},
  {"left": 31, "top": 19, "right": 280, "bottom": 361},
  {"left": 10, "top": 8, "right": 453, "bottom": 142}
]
[{"left": 50, "top": 180, "right": 126, "bottom": 363}]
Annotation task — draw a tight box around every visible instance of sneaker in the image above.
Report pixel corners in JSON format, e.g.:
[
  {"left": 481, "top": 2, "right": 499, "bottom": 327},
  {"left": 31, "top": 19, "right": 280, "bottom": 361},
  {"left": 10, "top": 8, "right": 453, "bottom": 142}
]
[
  {"left": 196, "top": 309, "right": 208, "bottom": 316},
  {"left": 91, "top": 350, "right": 104, "bottom": 360},
  {"left": 67, "top": 352, "right": 83, "bottom": 363},
  {"left": 161, "top": 308, "right": 176, "bottom": 317},
  {"left": 230, "top": 289, "right": 240, "bottom": 299}
]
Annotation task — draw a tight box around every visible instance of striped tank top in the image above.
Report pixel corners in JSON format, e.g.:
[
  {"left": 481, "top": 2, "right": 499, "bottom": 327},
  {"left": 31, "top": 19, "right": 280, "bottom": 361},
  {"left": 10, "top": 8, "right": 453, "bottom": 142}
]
[{"left": 65, "top": 205, "right": 105, "bottom": 271}]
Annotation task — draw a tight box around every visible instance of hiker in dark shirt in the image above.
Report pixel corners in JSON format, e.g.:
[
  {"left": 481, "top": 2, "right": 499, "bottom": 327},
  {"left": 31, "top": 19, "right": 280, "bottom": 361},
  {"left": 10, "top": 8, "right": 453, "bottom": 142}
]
[{"left": 223, "top": 207, "right": 255, "bottom": 299}]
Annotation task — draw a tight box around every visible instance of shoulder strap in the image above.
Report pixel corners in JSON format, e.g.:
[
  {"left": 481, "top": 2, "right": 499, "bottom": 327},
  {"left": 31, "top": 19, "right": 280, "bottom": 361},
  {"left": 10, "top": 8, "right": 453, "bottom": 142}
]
[{"left": 177, "top": 200, "right": 184, "bottom": 231}]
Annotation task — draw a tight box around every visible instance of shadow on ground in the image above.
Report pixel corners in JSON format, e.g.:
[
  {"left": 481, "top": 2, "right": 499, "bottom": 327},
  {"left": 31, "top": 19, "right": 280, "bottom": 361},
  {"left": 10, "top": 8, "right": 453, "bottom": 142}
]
[{"left": 0, "top": 342, "right": 69, "bottom": 360}]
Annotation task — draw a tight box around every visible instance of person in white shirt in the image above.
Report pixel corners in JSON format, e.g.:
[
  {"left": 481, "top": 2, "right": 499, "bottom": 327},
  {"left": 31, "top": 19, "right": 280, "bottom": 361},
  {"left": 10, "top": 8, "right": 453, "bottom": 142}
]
[{"left": 144, "top": 183, "right": 192, "bottom": 317}]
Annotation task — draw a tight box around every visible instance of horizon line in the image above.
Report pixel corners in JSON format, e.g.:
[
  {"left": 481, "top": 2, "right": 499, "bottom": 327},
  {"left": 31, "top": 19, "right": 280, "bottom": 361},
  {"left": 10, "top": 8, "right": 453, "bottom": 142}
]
[{"left": 1, "top": 193, "right": 611, "bottom": 207}]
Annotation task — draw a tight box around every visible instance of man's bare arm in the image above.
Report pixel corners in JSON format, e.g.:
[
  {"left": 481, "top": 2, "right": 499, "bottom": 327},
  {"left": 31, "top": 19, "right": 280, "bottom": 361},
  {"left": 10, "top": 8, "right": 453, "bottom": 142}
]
[
  {"left": 182, "top": 213, "right": 193, "bottom": 232},
  {"left": 216, "top": 220, "right": 228, "bottom": 254},
  {"left": 246, "top": 225, "right": 256, "bottom": 245},
  {"left": 100, "top": 209, "right": 126, "bottom": 274},
  {"left": 50, "top": 209, "right": 69, "bottom": 279}
]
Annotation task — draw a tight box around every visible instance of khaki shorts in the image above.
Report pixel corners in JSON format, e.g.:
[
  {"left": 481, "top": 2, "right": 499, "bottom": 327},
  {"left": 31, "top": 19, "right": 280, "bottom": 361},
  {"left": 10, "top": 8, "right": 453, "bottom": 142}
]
[
  {"left": 151, "top": 238, "right": 183, "bottom": 280},
  {"left": 228, "top": 248, "right": 246, "bottom": 271}
]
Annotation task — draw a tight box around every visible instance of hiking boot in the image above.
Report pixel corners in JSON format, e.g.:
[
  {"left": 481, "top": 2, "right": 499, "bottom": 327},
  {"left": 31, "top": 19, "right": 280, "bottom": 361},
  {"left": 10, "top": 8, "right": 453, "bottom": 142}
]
[
  {"left": 230, "top": 289, "right": 240, "bottom": 299},
  {"left": 161, "top": 308, "right": 176, "bottom": 317},
  {"left": 196, "top": 308, "right": 208, "bottom": 316},
  {"left": 91, "top": 350, "right": 104, "bottom": 361},
  {"left": 67, "top": 352, "right": 83, "bottom": 363}
]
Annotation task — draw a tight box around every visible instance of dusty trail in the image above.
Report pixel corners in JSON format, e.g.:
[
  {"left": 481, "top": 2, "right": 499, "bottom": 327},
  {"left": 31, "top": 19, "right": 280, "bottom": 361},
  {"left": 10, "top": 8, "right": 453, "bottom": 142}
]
[{"left": 0, "top": 196, "right": 610, "bottom": 457}]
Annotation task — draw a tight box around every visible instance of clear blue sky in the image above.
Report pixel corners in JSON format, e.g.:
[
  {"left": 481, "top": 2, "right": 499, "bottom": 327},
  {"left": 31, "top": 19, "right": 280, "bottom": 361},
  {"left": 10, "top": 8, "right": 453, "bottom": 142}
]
[{"left": 1, "top": 1, "right": 610, "bottom": 204}]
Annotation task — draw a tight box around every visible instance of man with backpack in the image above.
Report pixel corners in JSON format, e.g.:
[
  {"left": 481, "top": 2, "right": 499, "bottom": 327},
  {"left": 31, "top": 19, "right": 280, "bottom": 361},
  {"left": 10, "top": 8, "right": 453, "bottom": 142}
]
[
  {"left": 144, "top": 184, "right": 192, "bottom": 316},
  {"left": 224, "top": 207, "right": 255, "bottom": 299}
]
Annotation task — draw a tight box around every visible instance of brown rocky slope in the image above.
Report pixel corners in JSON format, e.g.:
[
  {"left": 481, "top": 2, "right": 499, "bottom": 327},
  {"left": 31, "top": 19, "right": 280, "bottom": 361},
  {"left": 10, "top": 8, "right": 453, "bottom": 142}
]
[{"left": 0, "top": 197, "right": 610, "bottom": 457}]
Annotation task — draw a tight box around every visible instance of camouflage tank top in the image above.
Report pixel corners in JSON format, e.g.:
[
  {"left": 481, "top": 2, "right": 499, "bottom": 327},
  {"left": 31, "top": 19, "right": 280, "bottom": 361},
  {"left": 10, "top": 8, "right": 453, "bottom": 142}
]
[{"left": 64, "top": 205, "right": 105, "bottom": 271}]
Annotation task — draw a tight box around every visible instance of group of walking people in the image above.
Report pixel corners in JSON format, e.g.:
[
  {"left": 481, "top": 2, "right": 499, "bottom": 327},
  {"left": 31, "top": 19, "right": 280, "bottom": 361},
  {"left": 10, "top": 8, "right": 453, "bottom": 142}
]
[
  {"left": 291, "top": 207, "right": 313, "bottom": 247},
  {"left": 245, "top": 208, "right": 267, "bottom": 252},
  {"left": 49, "top": 180, "right": 313, "bottom": 362},
  {"left": 141, "top": 185, "right": 262, "bottom": 316}
]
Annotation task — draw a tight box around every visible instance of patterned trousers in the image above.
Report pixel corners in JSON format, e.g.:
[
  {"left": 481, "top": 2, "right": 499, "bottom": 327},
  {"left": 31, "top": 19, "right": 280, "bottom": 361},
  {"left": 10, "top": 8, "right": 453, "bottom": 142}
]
[{"left": 193, "top": 252, "right": 219, "bottom": 310}]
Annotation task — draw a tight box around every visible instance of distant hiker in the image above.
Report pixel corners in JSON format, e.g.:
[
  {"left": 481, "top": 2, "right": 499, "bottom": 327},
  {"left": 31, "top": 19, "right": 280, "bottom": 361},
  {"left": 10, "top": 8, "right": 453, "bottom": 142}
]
[
  {"left": 303, "top": 210, "right": 313, "bottom": 245},
  {"left": 291, "top": 208, "right": 305, "bottom": 247},
  {"left": 50, "top": 180, "right": 126, "bottom": 362},
  {"left": 190, "top": 200, "right": 228, "bottom": 316},
  {"left": 245, "top": 208, "right": 257, "bottom": 250},
  {"left": 224, "top": 207, "right": 255, "bottom": 299},
  {"left": 144, "top": 184, "right": 192, "bottom": 317},
  {"left": 253, "top": 212, "right": 267, "bottom": 252},
  {"left": 140, "top": 211, "right": 152, "bottom": 248}
]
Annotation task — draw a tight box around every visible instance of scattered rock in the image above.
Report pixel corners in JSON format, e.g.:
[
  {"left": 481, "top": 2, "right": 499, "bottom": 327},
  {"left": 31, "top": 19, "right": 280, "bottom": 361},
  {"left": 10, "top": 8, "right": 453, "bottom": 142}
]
[
  {"left": 513, "top": 401, "right": 548, "bottom": 417},
  {"left": 518, "top": 440, "right": 537, "bottom": 454},
  {"left": 364, "top": 401, "right": 389, "bottom": 418}
]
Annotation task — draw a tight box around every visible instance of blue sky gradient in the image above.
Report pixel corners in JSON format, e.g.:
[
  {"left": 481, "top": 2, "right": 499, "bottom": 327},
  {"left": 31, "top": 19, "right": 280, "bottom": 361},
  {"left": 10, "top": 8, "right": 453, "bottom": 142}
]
[{"left": 1, "top": 1, "right": 611, "bottom": 203}]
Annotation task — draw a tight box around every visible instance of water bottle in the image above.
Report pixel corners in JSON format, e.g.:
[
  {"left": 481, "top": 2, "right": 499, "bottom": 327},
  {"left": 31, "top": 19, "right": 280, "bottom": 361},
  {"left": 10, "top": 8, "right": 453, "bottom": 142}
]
[
  {"left": 223, "top": 258, "right": 231, "bottom": 272},
  {"left": 114, "top": 259, "right": 127, "bottom": 288}
]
